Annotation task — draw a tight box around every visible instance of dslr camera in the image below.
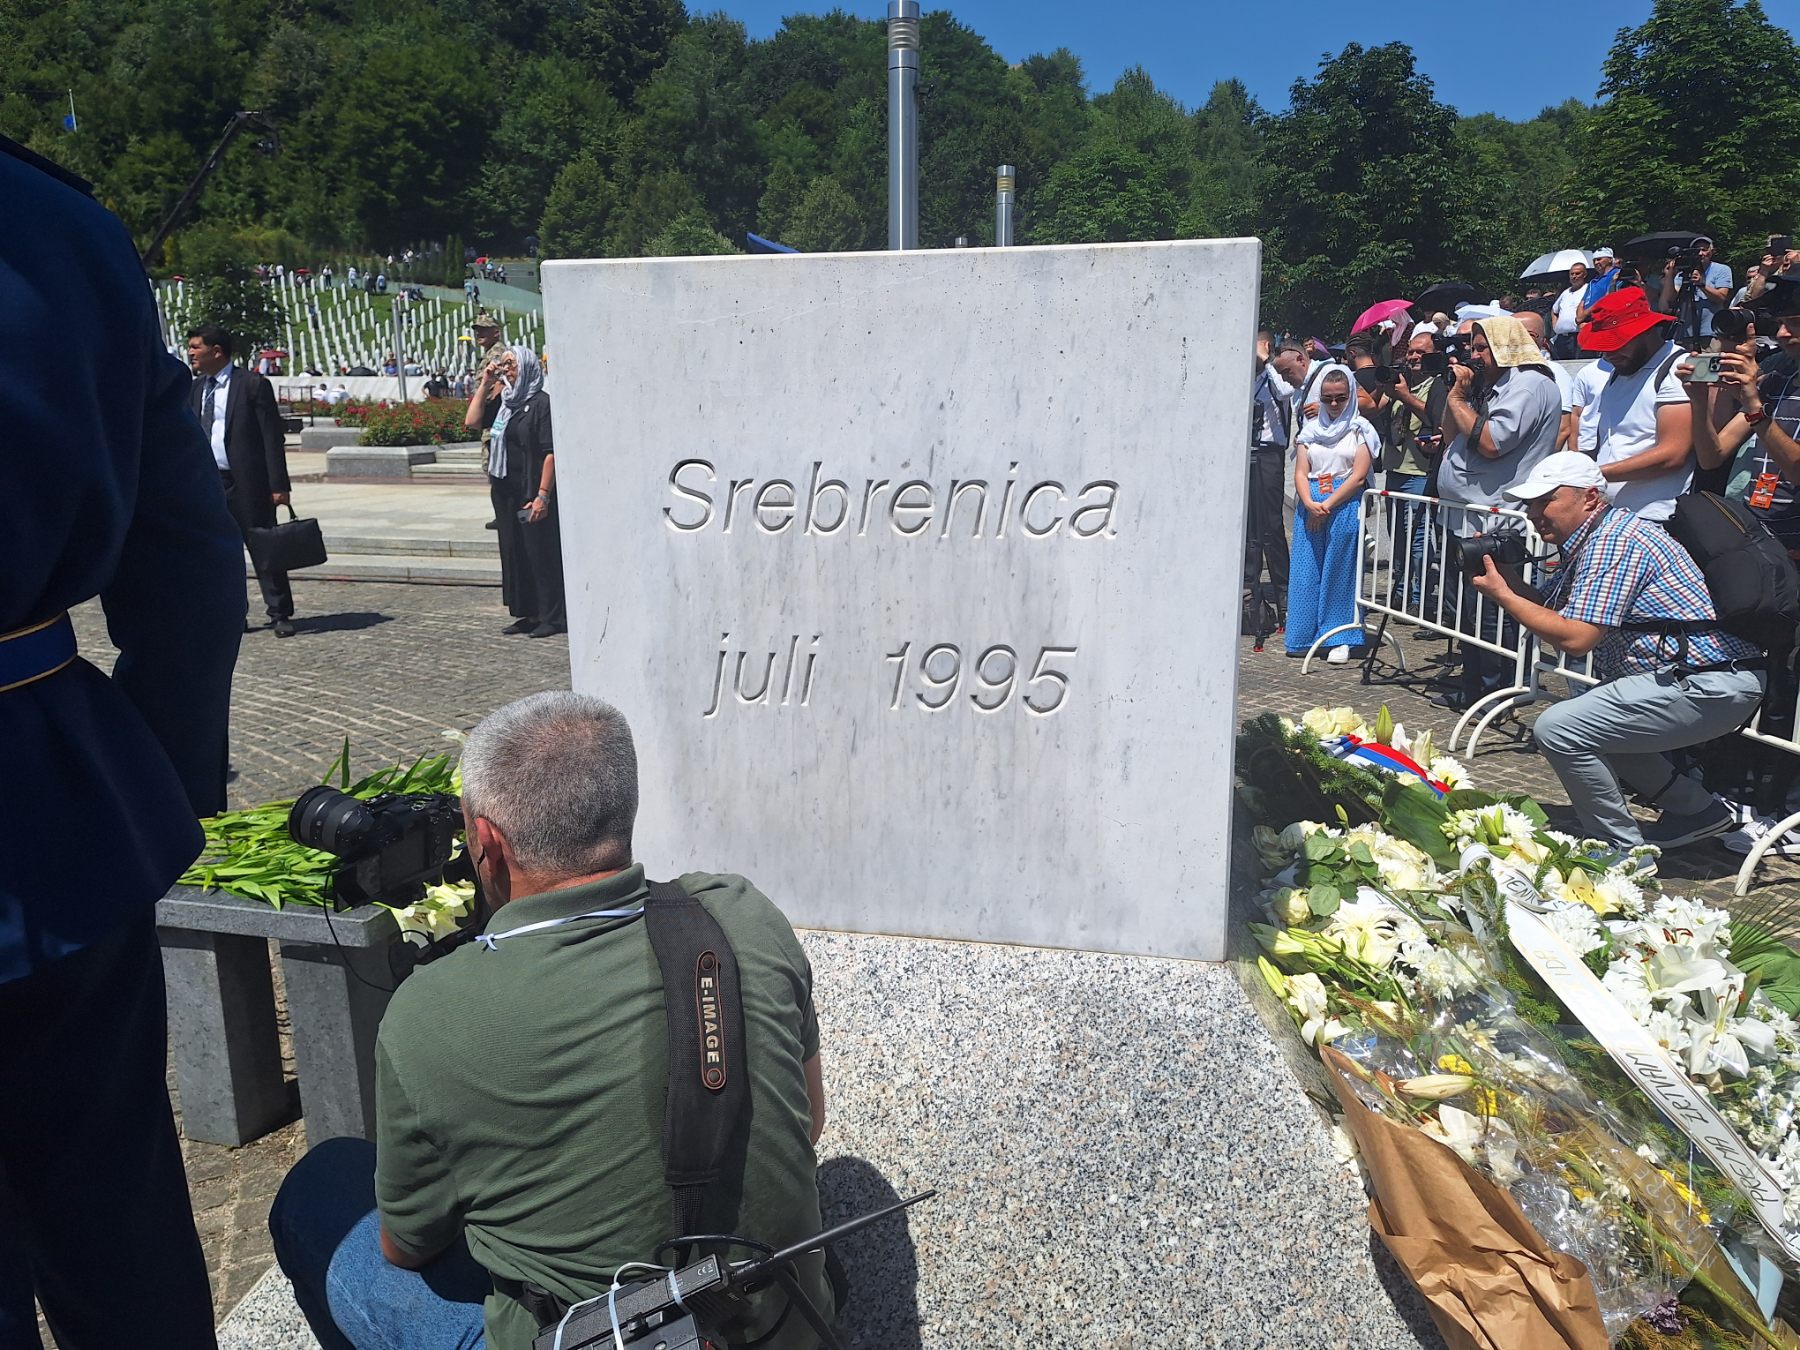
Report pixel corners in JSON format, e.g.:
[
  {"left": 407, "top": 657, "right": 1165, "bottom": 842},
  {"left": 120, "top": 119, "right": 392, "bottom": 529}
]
[
  {"left": 289, "top": 785, "right": 466, "bottom": 907},
  {"left": 1452, "top": 528, "right": 1532, "bottom": 574},
  {"left": 1671, "top": 245, "right": 1704, "bottom": 275},
  {"left": 1412, "top": 332, "right": 1473, "bottom": 379}
]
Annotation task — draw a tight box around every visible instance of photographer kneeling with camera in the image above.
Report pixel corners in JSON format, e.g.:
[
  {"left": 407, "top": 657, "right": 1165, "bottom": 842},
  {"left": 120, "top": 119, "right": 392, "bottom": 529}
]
[
  {"left": 1471, "top": 452, "right": 1765, "bottom": 849},
  {"left": 269, "top": 692, "right": 832, "bottom": 1350}
]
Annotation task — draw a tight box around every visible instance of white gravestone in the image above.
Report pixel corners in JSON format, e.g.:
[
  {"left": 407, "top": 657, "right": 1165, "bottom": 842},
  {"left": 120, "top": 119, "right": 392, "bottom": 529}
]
[{"left": 542, "top": 240, "right": 1258, "bottom": 960}]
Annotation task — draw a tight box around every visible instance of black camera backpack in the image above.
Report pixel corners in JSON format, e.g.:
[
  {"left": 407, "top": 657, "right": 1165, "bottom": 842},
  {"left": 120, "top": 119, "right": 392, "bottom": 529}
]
[{"left": 1623, "top": 491, "right": 1800, "bottom": 669}]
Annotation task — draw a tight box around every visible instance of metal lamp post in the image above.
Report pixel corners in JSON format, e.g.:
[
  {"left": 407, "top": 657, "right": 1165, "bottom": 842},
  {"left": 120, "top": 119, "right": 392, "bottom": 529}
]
[
  {"left": 887, "top": 0, "right": 919, "bottom": 250},
  {"left": 995, "top": 165, "right": 1016, "bottom": 247}
]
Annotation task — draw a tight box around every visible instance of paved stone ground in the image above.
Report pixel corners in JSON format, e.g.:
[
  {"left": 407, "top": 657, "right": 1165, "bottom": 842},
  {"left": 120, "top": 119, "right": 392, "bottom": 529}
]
[{"left": 37, "top": 579, "right": 1800, "bottom": 1344}]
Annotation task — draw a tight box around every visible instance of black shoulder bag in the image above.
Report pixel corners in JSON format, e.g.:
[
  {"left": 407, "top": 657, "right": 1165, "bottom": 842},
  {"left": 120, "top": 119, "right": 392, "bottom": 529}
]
[
  {"left": 499, "top": 879, "right": 751, "bottom": 1328},
  {"left": 642, "top": 879, "right": 750, "bottom": 1241}
]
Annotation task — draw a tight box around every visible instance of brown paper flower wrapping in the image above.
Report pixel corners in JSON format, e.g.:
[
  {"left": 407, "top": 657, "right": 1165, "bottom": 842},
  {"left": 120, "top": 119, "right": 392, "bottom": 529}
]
[{"left": 1322, "top": 1046, "right": 1609, "bottom": 1350}]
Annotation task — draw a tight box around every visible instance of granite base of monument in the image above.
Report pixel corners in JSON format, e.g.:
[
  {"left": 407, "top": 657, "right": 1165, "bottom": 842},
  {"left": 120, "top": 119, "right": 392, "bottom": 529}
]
[{"left": 218, "top": 928, "right": 1440, "bottom": 1348}]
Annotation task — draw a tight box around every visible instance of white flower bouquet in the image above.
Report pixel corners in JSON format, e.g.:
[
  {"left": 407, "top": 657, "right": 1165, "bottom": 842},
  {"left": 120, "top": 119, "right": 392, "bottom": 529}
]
[{"left": 1240, "top": 703, "right": 1800, "bottom": 1348}]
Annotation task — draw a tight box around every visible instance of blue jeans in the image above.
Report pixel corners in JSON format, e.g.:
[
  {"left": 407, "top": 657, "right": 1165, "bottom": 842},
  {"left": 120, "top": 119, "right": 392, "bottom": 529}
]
[{"left": 269, "top": 1138, "right": 489, "bottom": 1350}]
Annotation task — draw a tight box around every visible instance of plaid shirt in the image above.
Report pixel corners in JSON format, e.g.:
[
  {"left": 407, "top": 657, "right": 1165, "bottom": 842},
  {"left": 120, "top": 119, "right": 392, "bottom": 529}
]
[{"left": 1538, "top": 506, "right": 1760, "bottom": 678}]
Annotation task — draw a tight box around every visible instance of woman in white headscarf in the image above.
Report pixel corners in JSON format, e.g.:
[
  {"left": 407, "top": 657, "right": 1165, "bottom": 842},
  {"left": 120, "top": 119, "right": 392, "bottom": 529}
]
[
  {"left": 1287, "top": 367, "right": 1376, "bottom": 661},
  {"left": 466, "top": 346, "right": 565, "bottom": 636}
]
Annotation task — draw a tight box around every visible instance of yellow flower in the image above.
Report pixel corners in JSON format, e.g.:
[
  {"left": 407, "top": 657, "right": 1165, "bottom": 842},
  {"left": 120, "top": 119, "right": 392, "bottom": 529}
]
[
  {"left": 1436, "top": 1053, "right": 1475, "bottom": 1075},
  {"left": 1549, "top": 867, "right": 1619, "bottom": 916},
  {"left": 1657, "top": 1169, "right": 1712, "bottom": 1224}
]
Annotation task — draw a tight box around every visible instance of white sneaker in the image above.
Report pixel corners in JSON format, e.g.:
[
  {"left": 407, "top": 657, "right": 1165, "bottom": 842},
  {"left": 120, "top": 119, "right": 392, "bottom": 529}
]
[
  {"left": 1326, "top": 645, "right": 1350, "bottom": 664},
  {"left": 1721, "top": 815, "right": 1800, "bottom": 859}
]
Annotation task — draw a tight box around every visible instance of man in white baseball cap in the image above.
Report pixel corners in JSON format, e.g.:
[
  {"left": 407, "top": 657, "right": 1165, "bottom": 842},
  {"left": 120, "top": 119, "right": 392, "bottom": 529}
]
[
  {"left": 1577, "top": 246, "right": 1620, "bottom": 326},
  {"left": 1466, "top": 451, "right": 1767, "bottom": 848}
]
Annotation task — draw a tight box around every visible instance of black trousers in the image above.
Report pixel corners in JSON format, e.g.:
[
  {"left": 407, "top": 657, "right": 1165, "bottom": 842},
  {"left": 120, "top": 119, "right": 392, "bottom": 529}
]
[
  {"left": 489, "top": 475, "right": 566, "bottom": 629},
  {"left": 522, "top": 508, "right": 566, "bottom": 629},
  {"left": 1243, "top": 446, "right": 1290, "bottom": 600},
  {"left": 0, "top": 914, "right": 215, "bottom": 1349},
  {"left": 1456, "top": 568, "right": 1519, "bottom": 705},
  {"left": 221, "top": 471, "right": 294, "bottom": 621}
]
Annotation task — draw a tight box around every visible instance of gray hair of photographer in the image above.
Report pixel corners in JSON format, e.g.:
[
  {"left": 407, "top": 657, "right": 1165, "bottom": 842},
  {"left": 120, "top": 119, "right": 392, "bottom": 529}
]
[{"left": 460, "top": 692, "right": 638, "bottom": 877}]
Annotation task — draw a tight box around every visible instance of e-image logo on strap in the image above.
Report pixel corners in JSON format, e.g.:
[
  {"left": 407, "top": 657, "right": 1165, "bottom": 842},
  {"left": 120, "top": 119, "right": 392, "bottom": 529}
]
[{"left": 695, "top": 951, "right": 727, "bottom": 1092}]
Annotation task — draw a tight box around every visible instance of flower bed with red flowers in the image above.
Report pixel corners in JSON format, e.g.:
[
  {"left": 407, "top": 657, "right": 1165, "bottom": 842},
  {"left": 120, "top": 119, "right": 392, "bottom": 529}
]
[{"left": 356, "top": 399, "right": 470, "bottom": 446}]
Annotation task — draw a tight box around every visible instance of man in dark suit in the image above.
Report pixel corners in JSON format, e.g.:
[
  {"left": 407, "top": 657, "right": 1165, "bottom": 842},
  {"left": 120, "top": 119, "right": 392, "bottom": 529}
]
[
  {"left": 1, "top": 135, "right": 243, "bottom": 1346},
  {"left": 186, "top": 324, "right": 298, "bottom": 635}
]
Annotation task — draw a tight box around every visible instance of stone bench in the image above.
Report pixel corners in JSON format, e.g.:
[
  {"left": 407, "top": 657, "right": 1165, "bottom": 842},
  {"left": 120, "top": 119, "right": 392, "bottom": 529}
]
[
  {"left": 157, "top": 887, "right": 400, "bottom": 1147},
  {"left": 298, "top": 425, "right": 365, "bottom": 451}
]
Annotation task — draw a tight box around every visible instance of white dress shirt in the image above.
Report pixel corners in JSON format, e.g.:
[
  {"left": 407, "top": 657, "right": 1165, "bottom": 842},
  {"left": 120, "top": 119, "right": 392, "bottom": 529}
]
[{"left": 204, "top": 365, "right": 232, "bottom": 470}]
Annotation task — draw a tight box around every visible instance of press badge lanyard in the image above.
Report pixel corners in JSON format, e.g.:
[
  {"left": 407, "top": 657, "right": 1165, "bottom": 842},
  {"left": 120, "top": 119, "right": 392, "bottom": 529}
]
[
  {"left": 1750, "top": 371, "right": 1796, "bottom": 511},
  {"left": 475, "top": 906, "right": 645, "bottom": 950}
]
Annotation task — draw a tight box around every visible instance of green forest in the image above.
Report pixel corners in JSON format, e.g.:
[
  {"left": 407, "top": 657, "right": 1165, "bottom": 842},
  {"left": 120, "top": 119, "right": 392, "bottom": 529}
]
[{"left": 4, "top": 0, "right": 1800, "bottom": 331}]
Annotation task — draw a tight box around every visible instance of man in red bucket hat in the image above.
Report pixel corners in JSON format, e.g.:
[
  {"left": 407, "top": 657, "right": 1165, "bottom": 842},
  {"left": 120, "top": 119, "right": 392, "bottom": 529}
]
[{"left": 1577, "top": 288, "right": 1693, "bottom": 523}]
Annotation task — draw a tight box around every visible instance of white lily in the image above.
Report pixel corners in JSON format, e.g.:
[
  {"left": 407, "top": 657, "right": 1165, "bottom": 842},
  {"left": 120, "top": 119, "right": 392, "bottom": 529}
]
[
  {"left": 1400, "top": 1073, "right": 1475, "bottom": 1101},
  {"left": 1423, "top": 1104, "right": 1484, "bottom": 1166},
  {"left": 1684, "top": 988, "right": 1772, "bottom": 1079},
  {"left": 1646, "top": 943, "right": 1732, "bottom": 1001}
]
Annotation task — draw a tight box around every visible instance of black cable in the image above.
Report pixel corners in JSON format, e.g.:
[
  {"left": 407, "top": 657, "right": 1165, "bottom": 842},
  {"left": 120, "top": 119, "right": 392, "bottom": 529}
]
[{"left": 317, "top": 876, "right": 402, "bottom": 994}]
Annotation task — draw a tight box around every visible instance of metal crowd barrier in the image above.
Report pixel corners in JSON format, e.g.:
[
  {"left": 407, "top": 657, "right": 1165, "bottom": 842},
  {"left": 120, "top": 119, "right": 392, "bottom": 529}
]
[
  {"left": 1305, "top": 489, "right": 1546, "bottom": 750},
  {"left": 1730, "top": 674, "right": 1800, "bottom": 895},
  {"left": 1295, "top": 486, "right": 1800, "bottom": 892},
  {"left": 1460, "top": 643, "right": 1600, "bottom": 758}
]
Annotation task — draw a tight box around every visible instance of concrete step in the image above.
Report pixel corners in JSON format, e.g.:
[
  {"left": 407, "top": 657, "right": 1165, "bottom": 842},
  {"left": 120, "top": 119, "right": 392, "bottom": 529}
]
[
  {"left": 411, "top": 461, "right": 488, "bottom": 481},
  {"left": 255, "top": 552, "right": 500, "bottom": 585},
  {"left": 323, "top": 533, "right": 497, "bottom": 558}
]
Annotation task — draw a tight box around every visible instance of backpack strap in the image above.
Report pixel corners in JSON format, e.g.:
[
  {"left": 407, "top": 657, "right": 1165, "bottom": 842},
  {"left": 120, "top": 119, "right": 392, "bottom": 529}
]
[
  {"left": 1616, "top": 618, "right": 1768, "bottom": 676},
  {"left": 643, "top": 879, "right": 749, "bottom": 1240}
]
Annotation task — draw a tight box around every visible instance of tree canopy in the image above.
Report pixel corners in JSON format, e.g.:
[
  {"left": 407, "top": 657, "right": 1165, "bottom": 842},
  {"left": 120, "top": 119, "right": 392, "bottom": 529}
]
[{"left": 5, "top": 0, "right": 1796, "bottom": 334}]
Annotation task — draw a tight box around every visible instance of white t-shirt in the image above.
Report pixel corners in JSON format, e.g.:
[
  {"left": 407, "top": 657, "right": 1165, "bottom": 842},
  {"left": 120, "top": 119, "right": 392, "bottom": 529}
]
[
  {"left": 1552, "top": 285, "right": 1584, "bottom": 335},
  {"left": 1569, "top": 360, "right": 1612, "bottom": 454},
  {"left": 1546, "top": 357, "right": 1573, "bottom": 412},
  {"left": 1591, "top": 342, "right": 1691, "bottom": 520},
  {"left": 1297, "top": 419, "right": 1377, "bottom": 481}
]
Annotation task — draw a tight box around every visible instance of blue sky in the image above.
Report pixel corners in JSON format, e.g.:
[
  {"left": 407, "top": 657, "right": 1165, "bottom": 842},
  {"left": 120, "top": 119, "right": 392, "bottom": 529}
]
[{"left": 714, "top": 1, "right": 1795, "bottom": 121}]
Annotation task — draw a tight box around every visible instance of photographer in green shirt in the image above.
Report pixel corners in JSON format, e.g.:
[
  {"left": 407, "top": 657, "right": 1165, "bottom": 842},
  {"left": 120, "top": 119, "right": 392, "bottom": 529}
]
[{"left": 270, "top": 692, "right": 831, "bottom": 1350}]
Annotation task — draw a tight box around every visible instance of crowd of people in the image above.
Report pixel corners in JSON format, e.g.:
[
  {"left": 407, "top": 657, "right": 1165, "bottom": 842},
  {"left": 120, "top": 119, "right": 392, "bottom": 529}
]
[{"left": 1246, "top": 234, "right": 1800, "bottom": 858}]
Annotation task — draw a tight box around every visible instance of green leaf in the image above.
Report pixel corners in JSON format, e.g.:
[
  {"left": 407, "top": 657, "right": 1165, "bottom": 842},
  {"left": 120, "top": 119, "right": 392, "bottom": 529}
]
[
  {"left": 1729, "top": 920, "right": 1800, "bottom": 1015},
  {"left": 1379, "top": 780, "right": 1459, "bottom": 868},
  {"left": 1509, "top": 795, "right": 1550, "bottom": 827},
  {"left": 1348, "top": 840, "right": 1374, "bottom": 865},
  {"left": 1303, "top": 832, "right": 1338, "bottom": 862},
  {"left": 1308, "top": 883, "right": 1341, "bottom": 917}
]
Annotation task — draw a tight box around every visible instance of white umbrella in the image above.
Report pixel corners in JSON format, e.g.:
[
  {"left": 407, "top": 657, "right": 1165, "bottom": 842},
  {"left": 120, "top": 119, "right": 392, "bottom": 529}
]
[{"left": 1519, "top": 248, "right": 1592, "bottom": 279}]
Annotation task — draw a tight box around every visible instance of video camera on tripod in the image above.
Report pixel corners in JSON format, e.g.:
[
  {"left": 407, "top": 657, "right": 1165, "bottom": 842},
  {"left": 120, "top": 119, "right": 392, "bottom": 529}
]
[{"left": 531, "top": 1191, "right": 935, "bottom": 1350}]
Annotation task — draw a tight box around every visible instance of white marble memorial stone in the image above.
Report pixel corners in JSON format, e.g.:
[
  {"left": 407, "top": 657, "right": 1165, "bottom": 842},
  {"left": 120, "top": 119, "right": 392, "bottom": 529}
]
[{"left": 543, "top": 240, "right": 1258, "bottom": 960}]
